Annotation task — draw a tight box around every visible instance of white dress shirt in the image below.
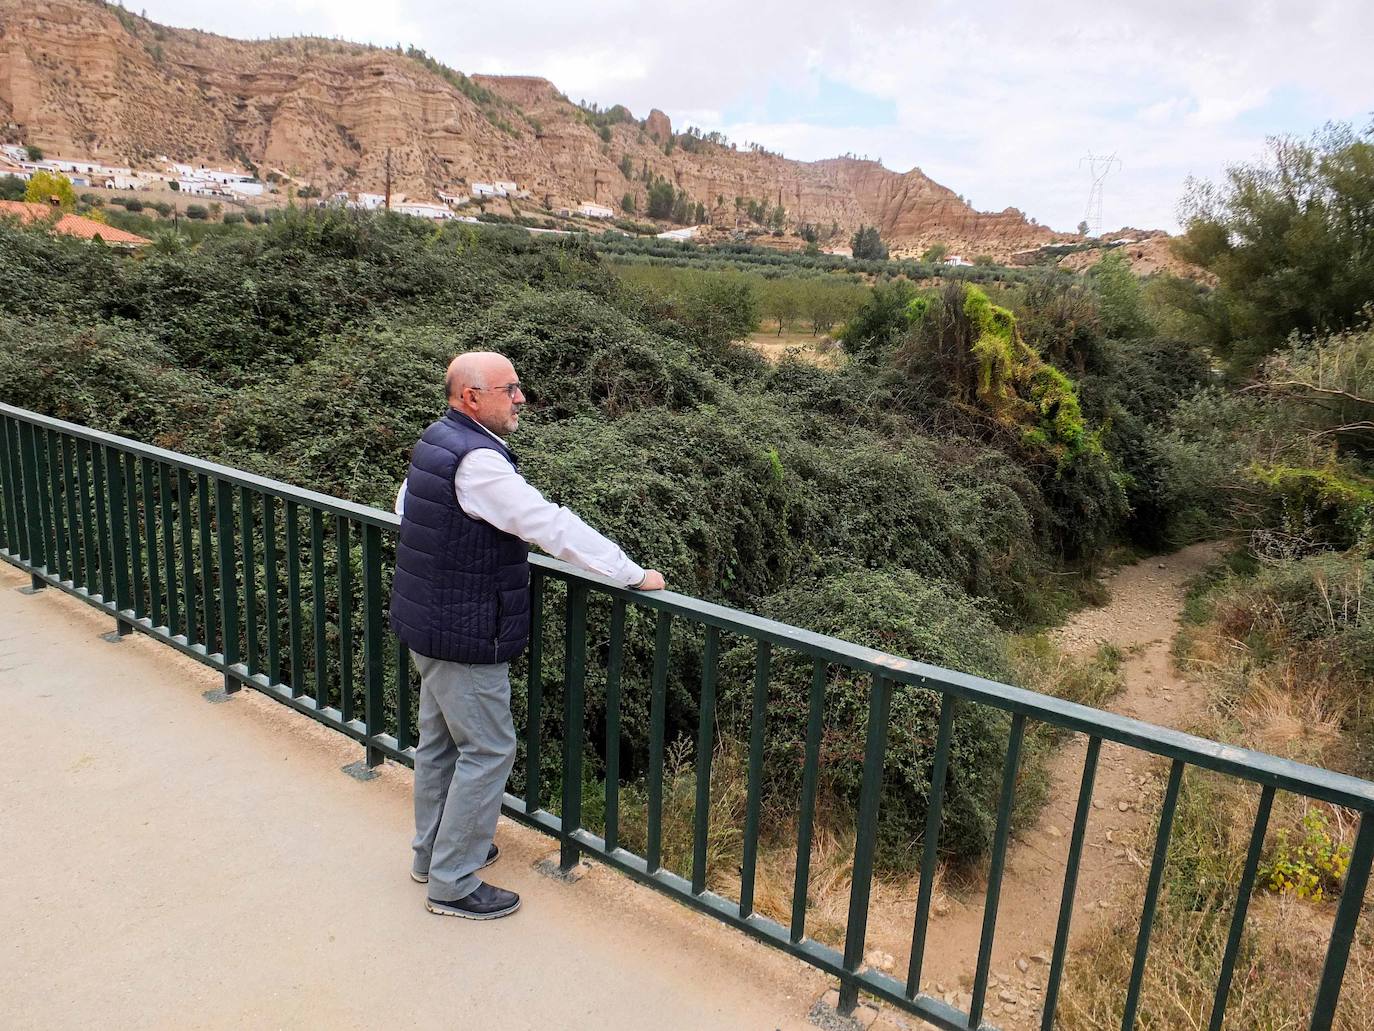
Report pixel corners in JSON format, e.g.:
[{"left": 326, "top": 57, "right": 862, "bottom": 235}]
[{"left": 394, "top": 422, "right": 646, "bottom": 588}]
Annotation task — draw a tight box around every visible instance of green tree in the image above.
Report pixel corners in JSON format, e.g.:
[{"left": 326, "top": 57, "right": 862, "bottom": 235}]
[
  {"left": 1089, "top": 251, "right": 1151, "bottom": 338},
  {"left": 1175, "top": 121, "right": 1374, "bottom": 371},
  {"left": 646, "top": 177, "right": 675, "bottom": 220},
  {"left": 621, "top": 192, "right": 637, "bottom": 215},
  {"left": 0, "top": 175, "right": 25, "bottom": 201},
  {"left": 920, "top": 242, "right": 948, "bottom": 264},
  {"left": 24, "top": 144, "right": 42, "bottom": 161},
  {"left": 619, "top": 154, "right": 633, "bottom": 179},
  {"left": 851, "top": 224, "right": 888, "bottom": 261},
  {"left": 763, "top": 280, "right": 800, "bottom": 335},
  {"left": 23, "top": 170, "right": 76, "bottom": 210},
  {"left": 1076, "top": 219, "right": 1090, "bottom": 236}
]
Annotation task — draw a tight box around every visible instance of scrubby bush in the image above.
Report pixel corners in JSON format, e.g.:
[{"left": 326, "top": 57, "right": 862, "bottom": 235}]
[
  {"left": 720, "top": 567, "right": 1014, "bottom": 866},
  {"left": 184, "top": 203, "right": 208, "bottom": 220}
]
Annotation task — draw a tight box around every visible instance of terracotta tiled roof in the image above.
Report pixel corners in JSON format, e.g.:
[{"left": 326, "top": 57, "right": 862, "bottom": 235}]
[{"left": 0, "top": 199, "right": 152, "bottom": 246}]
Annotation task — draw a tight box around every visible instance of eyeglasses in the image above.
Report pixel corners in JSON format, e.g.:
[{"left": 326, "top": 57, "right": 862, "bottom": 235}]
[{"left": 469, "top": 382, "right": 524, "bottom": 399}]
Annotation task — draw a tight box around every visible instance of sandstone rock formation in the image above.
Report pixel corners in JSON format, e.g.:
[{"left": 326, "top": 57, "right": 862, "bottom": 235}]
[{"left": 0, "top": 0, "right": 1067, "bottom": 257}]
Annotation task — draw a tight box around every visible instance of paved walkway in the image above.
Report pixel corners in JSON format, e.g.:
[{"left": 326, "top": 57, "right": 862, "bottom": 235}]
[{"left": 0, "top": 563, "right": 829, "bottom": 1030}]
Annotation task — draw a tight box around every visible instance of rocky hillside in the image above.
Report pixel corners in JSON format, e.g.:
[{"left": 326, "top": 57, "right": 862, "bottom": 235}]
[{"left": 0, "top": 0, "right": 1065, "bottom": 256}]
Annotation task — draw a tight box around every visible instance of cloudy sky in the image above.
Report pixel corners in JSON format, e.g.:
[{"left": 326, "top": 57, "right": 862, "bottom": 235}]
[{"left": 134, "top": 0, "right": 1374, "bottom": 233}]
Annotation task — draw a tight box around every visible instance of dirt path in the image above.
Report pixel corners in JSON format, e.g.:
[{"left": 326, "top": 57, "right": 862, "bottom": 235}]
[{"left": 866, "top": 542, "right": 1222, "bottom": 1030}]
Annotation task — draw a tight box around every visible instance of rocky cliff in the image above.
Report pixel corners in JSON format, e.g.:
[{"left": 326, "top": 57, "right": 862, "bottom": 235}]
[{"left": 0, "top": 0, "right": 1064, "bottom": 256}]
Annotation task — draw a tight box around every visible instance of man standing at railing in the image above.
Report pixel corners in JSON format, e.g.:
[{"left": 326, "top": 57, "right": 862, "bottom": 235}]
[{"left": 390, "top": 351, "right": 665, "bottom": 921}]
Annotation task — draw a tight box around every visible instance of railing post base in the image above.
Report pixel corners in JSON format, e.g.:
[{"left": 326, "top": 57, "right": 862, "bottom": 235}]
[
  {"left": 116, "top": 616, "right": 134, "bottom": 637},
  {"left": 21, "top": 574, "right": 46, "bottom": 594},
  {"left": 559, "top": 839, "right": 581, "bottom": 874},
  {"left": 836, "top": 982, "right": 858, "bottom": 1015},
  {"left": 222, "top": 672, "right": 241, "bottom": 694},
  {"left": 365, "top": 744, "right": 385, "bottom": 769}
]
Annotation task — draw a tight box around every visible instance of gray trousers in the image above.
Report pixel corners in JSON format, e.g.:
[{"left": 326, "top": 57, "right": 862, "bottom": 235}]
[{"left": 410, "top": 654, "right": 517, "bottom": 899}]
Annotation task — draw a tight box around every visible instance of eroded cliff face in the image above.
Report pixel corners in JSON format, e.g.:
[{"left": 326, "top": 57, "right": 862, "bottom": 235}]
[{"left": 0, "top": 0, "right": 1063, "bottom": 256}]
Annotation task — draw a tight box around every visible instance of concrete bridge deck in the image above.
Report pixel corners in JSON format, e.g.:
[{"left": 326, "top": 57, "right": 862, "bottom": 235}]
[{"left": 0, "top": 563, "right": 836, "bottom": 1030}]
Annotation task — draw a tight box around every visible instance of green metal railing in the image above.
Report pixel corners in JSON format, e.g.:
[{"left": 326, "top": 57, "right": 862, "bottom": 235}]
[{"left": 3, "top": 401, "right": 1373, "bottom": 1031}]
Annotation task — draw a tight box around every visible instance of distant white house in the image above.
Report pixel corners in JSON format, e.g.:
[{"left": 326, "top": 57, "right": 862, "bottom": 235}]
[
  {"left": 656, "top": 226, "right": 699, "bottom": 241},
  {"left": 0, "top": 163, "right": 32, "bottom": 181},
  {"left": 470, "top": 182, "right": 504, "bottom": 198},
  {"left": 0, "top": 144, "right": 27, "bottom": 163},
  {"left": 176, "top": 178, "right": 219, "bottom": 196},
  {"left": 493, "top": 180, "right": 518, "bottom": 195},
  {"left": 395, "top": 200, "right": 455, "bottom": 220},
  {"left": 577, "top": 201, "right": 613, "bottom": 219},
  {"left": 354, "top": 192, "right": 387, "bottom": 210},
  {"left": 224, "top": 180, "right": 264, "bottom": 197},
  {"left": 944, "top": 254, "right": 974, "bottom": 267},
  {"left": 102, "top": 172, "right": 148, "bottom": 190},
  {"left": 437, "top": 190, "right": 470, "bottom": 207}
]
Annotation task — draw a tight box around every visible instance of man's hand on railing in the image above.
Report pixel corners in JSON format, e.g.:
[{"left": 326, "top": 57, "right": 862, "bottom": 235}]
[{"left": 633, "top": 569, "right": 665, "bottom": 591}]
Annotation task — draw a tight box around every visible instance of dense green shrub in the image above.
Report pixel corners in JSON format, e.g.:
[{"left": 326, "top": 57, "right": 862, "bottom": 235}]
[{"left": 722, "top": 568, "right": 1015, "bottom": 865}]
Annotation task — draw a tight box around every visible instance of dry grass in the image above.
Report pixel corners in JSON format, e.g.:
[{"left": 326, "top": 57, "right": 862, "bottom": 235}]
[
  {"left": 1059, "top": 554, "right": 1374, "bottom": 1029},
  {"left": 743, "top": 330, "right": 844, "bottom": 368}
]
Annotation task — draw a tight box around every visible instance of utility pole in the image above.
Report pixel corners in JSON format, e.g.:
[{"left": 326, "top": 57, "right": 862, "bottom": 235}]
[
  {"left": 384, "top": 147, "right": 392, "bottom": 211},
  {"left": 1079, "top": 151, "right": 1121, "bottom": 237}
]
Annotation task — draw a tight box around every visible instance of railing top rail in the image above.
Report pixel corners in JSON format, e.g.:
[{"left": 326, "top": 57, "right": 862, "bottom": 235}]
[{"left": 8, "top": 400, "right": 1374, "bottom": 812}]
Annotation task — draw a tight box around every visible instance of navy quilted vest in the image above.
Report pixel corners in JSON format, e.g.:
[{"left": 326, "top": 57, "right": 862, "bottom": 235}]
[{"left": 388, "top": 410, "right": 531, "bottom": 663}]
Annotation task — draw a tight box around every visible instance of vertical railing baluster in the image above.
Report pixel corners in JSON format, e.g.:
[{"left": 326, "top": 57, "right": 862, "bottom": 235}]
[
  {"left": 285, "top": 500, "right": 304, "bottom": 696},
  {"left": 239, "top": 488, "right": 260, "bottom": 674},
  {"left": 124, "top": 454, "right": 145, "bottom": 621},
  {"left": 158, "top": 464, "right": 176, "bottom": 635},
  {"left": 837, "top": 674, "right": 894, "bottom": 1014},
  {"left": 32, "top": 426, "right": 55, "bottom": 576},
  {"left": 791, "top": 659, "right": 828, "bottom": 941},
  {"left": 106, "top": 446, "right": 133, "bottom": 632},
  {"left": 92, "top": 444, "right": 114, "bottom": 605},
  {"left": 525, "top": 568, "right": 545, "bottom": 811},
  {"left": 1041, "top": 736, "right": 1103, "bottom": 1030},
  {"left": 691, "top": 625, "right": 720, "bottom": 896},
  {"left": 396, "top": 638, "right": 412, "bottom": 750},
  {"left": 61, "top": 437, "right": 80, "bottom": 587},
  {"left": 560, "top": 582, "right": 589, "bottom": 872},
  {"left": 646, "top": 610, "right": 673, "bottom": 874},
  {"left": 336, "top": 515, "right": 353, "bottom": 722},
  {"left": 0, "top": 418, "right": 19, "bottom": 557},
  {"left": 908, "top": 692, "right": 957, "bottom": 997},
  {"left": 46, "top": 431, "right": 69, "bottom": 583},
  {"left": 140, "top": 457, "right": 161, "bottom": 627},
  {"left": 77, "top": 441, "right": 98, "bottom": 597},
  {"left": 310, "top": 508, "right": 328, "bottom": 710},
  {"left": 1121, "top": 758, "right": 1186, "bottom": 1030},
  {"left": 215, "top": 478, "right": 240, "bottom": 692},
  {"left": 177, "top": 469, "right": 196, "bottom": 646},
  {"left": 1308, "top": 812, "right": 1374, "bottom": 1030},
  {"left": 262, "top": 494, "right": 280, "bottom": 682},
  {"left": 739, "top": 640, "right": 771, "bottom": 919},
  {"left": 1207, "top": 784, "right": 1274, "bottom": 1031},
  {"left": 969, "top": 712, "right": 1028, "bottom": 1029},
  {"left": 20, "top": 422, "right": 47, "bottom": 579},
  {"left": 360, "top": 521, "right": 385, "bottom": 767},
  {"left": 197, "top": 473, "right": 216, "bottom": 653},
  {"left": 604, "top": 599, "right": 626, "bottom": 853}
]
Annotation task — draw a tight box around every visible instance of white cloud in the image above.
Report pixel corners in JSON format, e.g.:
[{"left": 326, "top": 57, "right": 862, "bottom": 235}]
[{"left": 134, "top": 0, "right": 1374, "bottom": 232}]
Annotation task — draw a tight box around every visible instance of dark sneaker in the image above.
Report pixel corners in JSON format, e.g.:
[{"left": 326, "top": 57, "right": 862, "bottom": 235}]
[
  {"left": 411, "top": 843, "right": 499, "bottom": 884},
  {"left": 426, "top": 881, "right": 520, "bottom": 920}
]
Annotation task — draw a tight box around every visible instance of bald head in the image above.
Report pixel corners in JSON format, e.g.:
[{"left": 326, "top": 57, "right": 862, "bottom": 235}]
[
  {"left": 445, "top": 351, "right": 515, "bottom": 403},
  {"left": 446, "top": 351, "right": 525, "bottom": 437}
]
